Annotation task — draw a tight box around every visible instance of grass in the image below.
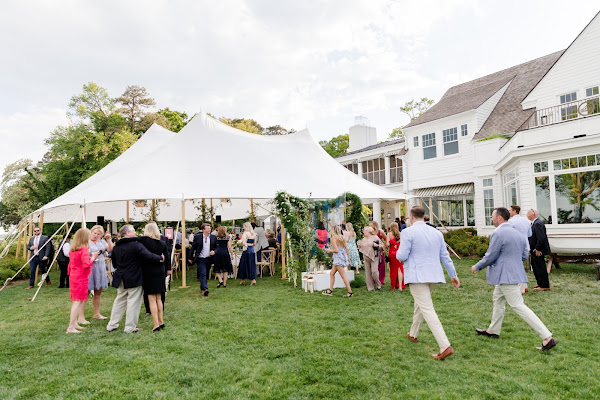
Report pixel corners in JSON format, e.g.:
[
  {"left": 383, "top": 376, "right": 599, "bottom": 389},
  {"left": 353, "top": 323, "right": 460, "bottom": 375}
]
[{"left": 0, "top": 258, "right": 599, "bottom": 399}]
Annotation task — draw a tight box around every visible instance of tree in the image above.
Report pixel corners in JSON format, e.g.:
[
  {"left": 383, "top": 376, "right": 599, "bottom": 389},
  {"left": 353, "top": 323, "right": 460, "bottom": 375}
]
[
  {"left": 68, "top": 82, "right": 116, "bottom": 122},
  {"left": 116, "top": 85, "right": 156, "bottom": 134},
  {"left": 0, "top": 159, "right": 38, "bottom": 227},
  {"left": 264, "top": 125, "right": 295, "bottom": 135},
  {"left": 157, "top": 108, "right": 189, "bottom": 132},
  {"left": 319, "top": 134, "right": 349, "bottom": 158},
  {"left": 387, "top": 127, "right": 404, "bottom": 141},
  {"left": 400, "top": 97, "right": 435, "bottom": 121},
  {"left": 219, "top": 118, "right": 263, "bottom": 134}
]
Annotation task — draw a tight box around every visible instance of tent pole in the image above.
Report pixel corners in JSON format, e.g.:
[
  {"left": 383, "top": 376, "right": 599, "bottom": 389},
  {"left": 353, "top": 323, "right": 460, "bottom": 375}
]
[
  {"left": 15, "top": 225, "right": 23, "bottom": 258},
  {"left": 39, "top": 211, "right": 45, "bottom": 233},
  {"left": 151, "top": 199, "right": 156, "bottom": 221},
  {"left": 210, "top": 199, "right": 213, "bottom": 225},
  {"left": 250, "top": 199, "right": 255, "bottom": 222},
  {"left": 126, "top": 201, "right": 130, "bottom": 223},
  {"left": 180, "top": 200, "right": 189, "bottom": 288},
  {"left": 281, "top": 222, "right": 286, "bottom": 279},
  {"left": 384, "top": 202, "right": 389, "bottom": 230},
  {"left": 82, "top": 205, "right": 86, "bottom": 228}
]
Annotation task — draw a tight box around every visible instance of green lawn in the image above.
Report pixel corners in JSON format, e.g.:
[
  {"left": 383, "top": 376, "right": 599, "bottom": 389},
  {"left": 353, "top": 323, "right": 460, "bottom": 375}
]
[{"left": 0, "top": 258, "right": 599, "bottom": 399}]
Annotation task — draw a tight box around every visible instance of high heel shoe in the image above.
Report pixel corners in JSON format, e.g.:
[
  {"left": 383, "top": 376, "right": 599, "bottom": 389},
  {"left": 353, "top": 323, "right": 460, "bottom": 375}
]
[{"left": 217, "top": 281, "right": 223, "bottom": 288}]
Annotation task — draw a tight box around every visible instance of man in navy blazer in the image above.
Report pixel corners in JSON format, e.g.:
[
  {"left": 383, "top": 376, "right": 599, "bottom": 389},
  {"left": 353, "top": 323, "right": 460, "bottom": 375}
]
[
  {"left": 527, "top": 208, "right": 551, "bottom": 290},
  {"left": 189, "top": 223, "right": 217, "bottom": 296},
  {"left": 26, "top": 226, "right": 52, "bottom": 288},
  {"left": 472, "top": 207, "right": 557, "bottom": 351}
]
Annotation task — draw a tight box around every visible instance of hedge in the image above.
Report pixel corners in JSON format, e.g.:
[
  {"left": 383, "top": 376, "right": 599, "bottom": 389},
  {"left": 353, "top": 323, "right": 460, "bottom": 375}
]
[{"left": 444, "top": 228, "right": 490, "bottom": 258}]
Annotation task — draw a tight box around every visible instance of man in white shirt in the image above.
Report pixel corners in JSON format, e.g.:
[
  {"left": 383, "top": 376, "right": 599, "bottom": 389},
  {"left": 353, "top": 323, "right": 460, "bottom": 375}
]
[
  {"left": 508, "top": 205, "right": 532, "bottom": 294},
  {"left": 397, "top": 206, "right": 460, "bottom": 361},
  {"left": 189, "top": 223, "right": 216, "bottom": 296},
  {"left": 57, "top": 235, "right": 71, "bottom": 288}
]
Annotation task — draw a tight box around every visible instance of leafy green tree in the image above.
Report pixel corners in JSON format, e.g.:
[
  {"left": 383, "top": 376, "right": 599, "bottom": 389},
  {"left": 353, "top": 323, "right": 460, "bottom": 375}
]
[
  {"left": 0, "top": 159, "right": 38, "bottom": 227},
  {"left": 400, "top": 97, "right": 435, "bottom": 121},
  {"left": 387, "top": 127, "right": 404, "bottom": 141},
  {"left": 68, "top": 82, "right": 116, "bottom": 121},
  {"left": 219, "top": 118, "right": 263, "bottom": 134},
  {"left": 116, "top": 85, "right": 156, "bottom": 134},
  {"left": 157, "top": 108, "right": 189, "bottom": 132},
  {"left": 319, "top": 134, "right": 349, "bottom": 158},
  {"left": 264, "top": 125, "right": 295, "bottom": 135}
]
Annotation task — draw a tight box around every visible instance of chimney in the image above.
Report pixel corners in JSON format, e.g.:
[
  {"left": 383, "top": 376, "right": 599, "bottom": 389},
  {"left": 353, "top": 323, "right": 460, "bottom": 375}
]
[{"left": 348, "top": 116, "right": 377, "bottom": 152}]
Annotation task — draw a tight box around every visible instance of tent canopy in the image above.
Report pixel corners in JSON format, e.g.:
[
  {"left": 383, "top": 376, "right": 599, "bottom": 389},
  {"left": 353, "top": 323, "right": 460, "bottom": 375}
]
[{"left": 33, "top": 113, "right": 403, "bottom": 223}]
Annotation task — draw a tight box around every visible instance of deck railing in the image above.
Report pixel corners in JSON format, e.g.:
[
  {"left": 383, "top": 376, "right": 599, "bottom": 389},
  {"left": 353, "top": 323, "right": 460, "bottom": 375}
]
[{"left": 520, "top": 95, "right": 600, "bottom": 130}]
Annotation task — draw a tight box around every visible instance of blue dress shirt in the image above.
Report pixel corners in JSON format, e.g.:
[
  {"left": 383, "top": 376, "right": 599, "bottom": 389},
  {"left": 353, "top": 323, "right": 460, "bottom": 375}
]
[
  {"left": 396, "top": 221, "right": 457, "bottom": 284},
  {"left": 508, "top": 214, "right": 532, "bottom": 253}
]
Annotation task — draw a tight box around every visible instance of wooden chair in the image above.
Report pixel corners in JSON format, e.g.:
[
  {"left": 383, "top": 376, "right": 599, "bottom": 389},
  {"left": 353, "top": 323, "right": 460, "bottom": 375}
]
[
  {"left": 257, "top": 249, "right": 276, "bottom": 277},
  {"left": 172, "top": 249, "right": 182, "bottom": 279},
  {"left": 232, "top": 251, "right": 242, "bottom": 279}
]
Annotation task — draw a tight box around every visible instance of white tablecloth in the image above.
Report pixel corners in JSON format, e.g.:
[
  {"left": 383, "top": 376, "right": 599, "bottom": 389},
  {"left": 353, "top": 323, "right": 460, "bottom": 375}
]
[{"left": 301, "top": 270, "right": 355, "bottom": 291}]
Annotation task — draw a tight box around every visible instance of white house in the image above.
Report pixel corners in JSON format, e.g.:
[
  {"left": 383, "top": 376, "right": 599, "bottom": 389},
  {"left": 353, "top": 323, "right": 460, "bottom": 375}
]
[{"left": 337, "top": 11, "right": 600, "bottom": 254}]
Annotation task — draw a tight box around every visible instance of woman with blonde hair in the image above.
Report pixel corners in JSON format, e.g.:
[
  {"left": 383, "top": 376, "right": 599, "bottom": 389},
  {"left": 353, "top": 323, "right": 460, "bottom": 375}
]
[
  {"left": 344, "top": 222, "right": 361, "bottom": 275},
  {"left": 214, "top": 226, "right": 234, "bottom": 287},
  {"left": 237, "top": 222, "right": 257, "bottom": 285},
  {"left": 67, "top": 228, "right": 100, "bottom": 333},
  {"left": 387, "top": 222, "right": 404, "bottom": 291},
  {"left": 138, "top": 222, "right": 170, "bottom": 332},
  {"left": 322, "top": 225, "right": 353, "bottom": 297},
  {"left": 86, "top": 225, "right": 114, "bottom": 321}
]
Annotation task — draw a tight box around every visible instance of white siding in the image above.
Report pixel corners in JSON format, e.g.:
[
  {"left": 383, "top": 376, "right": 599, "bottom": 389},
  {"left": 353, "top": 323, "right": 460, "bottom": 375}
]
[
  {"left": 475, "top": 80, "right": 512, "bottom": 131},
  {"left": 522, "top": 13, "right": 600, "bottom": 110}
]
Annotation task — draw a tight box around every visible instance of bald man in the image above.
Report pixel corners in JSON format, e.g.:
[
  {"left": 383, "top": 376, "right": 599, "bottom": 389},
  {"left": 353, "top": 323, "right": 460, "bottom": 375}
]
[{"left": 526, "top": 209, "right": 551, "bottom": 291}]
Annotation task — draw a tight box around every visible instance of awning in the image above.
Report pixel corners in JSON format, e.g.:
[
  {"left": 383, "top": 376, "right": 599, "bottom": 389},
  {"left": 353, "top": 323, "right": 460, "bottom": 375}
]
[{"left": 415, "top": 183, "right": 474, "bottom": 197}]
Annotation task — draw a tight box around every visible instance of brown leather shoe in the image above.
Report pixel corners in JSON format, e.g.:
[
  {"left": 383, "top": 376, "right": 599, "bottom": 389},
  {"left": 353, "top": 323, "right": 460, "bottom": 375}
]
[
  {"left": 533, "top": 287, "right": 550, "bottom": 291},
  {"left": 406, "top": 333, "right": 419, "bottom": 343},
  {"left": 431, "top": 346, "right": 454, "bottom": 360},
  {"left": 26, "top": 286, "right": 34, "bottom": 290}
]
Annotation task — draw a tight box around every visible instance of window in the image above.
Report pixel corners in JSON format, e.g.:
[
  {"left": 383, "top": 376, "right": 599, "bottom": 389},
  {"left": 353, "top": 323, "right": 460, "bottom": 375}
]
[
  {"left": 534, "top": 161, "right": 548, "bottom": 173},
  {"left": 584, "top": 86, "right": 600, "bottom": 115},
  {"left": 534, "top": 176, "right": 552, "bottom": 224},
  {"left": 361, "top": 157, "right": 385, "bottom": 185},
  {"left": 413, "top": 136, "right": 419, "bottom": 147},
  {"left": 560, "top": 91, "right": 578, "bottom": 120},
  {"left": 483, "top": 178, "right": 494, "bottom": 226},
  {"left": 390, "top": 156, "right": 403, "bottom": 183},
  {"left": 461, "top": 124, "right": 468, "bottom": 136},
  {"left": 422, "top": 133, "right": 436, "bottom": 160},
  {"left": 442, "top": 127, "right": 458, "bottom": 156},
  {"left": 345, "top": 163, "right": 358, "bottom": 174},
  {"left": 503, "top": 168, "right": 520, "bottom": 206},
  {"left": 586, "top": 86, "right": 599, "bottom": 97}
]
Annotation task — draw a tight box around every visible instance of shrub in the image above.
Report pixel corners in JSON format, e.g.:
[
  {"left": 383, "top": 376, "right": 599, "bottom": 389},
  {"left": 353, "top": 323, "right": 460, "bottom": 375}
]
[
  {"left": 0, "top": 257, "right": 29, "bottom": 280},
  {"left": 444, "top": 228, "right": 489, "bottom": 257},
  {"left": 350, "top": 273, "right": 365, "bottom": 288}
]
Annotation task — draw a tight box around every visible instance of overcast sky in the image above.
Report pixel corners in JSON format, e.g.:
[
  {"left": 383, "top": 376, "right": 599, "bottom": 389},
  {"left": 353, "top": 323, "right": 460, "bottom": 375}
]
[{"left": 1, "top": 0, "right": 598, "bottom": 176}]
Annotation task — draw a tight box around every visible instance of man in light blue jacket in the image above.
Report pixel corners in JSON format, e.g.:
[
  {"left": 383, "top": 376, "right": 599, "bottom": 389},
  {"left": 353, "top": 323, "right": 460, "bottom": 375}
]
[
  {"left": 397, "top": 206, "right": 460, "bottom": 361},
  {"left": 472, "top": 207, "right": 557, "bottom": 351}
]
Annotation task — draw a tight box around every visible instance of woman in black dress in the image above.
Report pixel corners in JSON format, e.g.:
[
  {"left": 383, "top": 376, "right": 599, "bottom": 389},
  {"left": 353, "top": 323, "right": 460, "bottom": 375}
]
[
  {"left": 139, "top": 222, "right": 170, "bottom": 332},
  {"left": 213, "top": 226, "right": 233, "bottom": 288}
]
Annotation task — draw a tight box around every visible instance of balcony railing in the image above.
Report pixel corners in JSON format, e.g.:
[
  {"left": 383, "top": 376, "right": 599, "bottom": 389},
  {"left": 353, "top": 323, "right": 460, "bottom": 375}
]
[{"left": 520, "top": 95, "right": 600, "bottom": 130}]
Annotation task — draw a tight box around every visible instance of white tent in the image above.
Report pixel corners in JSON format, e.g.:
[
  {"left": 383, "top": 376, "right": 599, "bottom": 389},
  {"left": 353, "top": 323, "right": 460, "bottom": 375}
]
[{"left": 32, "top": 113, "right": 403, "bottom": 223}]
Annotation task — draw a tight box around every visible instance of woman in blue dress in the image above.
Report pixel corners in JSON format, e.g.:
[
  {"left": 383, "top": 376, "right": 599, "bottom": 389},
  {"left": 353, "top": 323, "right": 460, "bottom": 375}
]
[
  {"left": 345, "top": 222, "right": 361, "bottom": 275},
  {"left": 214, "top": 226, "right": 234, "bottom": 288},
  {"left": 86, "top": 225, "right": 114, "bottom": 322},
  {"left": 237, "top": 222, "right": 257, "bottom": 286}
]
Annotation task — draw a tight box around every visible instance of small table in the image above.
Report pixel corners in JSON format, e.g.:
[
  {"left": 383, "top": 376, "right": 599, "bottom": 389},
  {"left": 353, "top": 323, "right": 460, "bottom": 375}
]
[{"left": 301, "top": 270, "right": 355, "bottom": 292}]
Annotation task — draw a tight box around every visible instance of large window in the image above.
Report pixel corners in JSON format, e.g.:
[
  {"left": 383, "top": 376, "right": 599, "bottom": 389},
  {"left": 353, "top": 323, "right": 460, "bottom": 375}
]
[
  {"left": 483, "top": 178, "right": 494, "bottom": 226},
  {"left": 560, "top": 91, "right": 578, "bottom": 120},
  {"left": 390, "top": 156, "right": 403, "bottom": 183},
  {"left": 362, "top": 158, "right": 385, "bottom": 185},
  {"left": 422, "top": 133, "right": 436, "bottom": 160},
  {"left": 345, "top": 163, "right": 358, "bottom": 174},
  {"left": 503, "top": 168, "right": 520, "bottom": 206},
  {"left": 421, "top": 194, "right": 475, "bottom": 227},
  {"left": 533, "top": 153, "right": 600, "bottom": 224},
  {"left": 443, "top": 127, "right": 458, "bottom": 156}
]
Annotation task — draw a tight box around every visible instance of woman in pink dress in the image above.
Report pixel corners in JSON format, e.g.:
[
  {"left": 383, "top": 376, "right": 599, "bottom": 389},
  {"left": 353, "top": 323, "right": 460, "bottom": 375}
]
[
  {"left": 315, "top": 221, "right": 328, "bottom": 249},
  {"left": 66, "top": 228, "right": 99, "bottom": 334}
]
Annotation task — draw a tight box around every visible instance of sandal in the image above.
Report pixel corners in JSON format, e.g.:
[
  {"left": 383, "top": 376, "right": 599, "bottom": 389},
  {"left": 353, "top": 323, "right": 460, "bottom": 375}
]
[
  {"left": 344, "top": 292, "right": 354, "bottom": 298},
  {"left": 322, "top": 289, "right": 333, "bottom": 296}
]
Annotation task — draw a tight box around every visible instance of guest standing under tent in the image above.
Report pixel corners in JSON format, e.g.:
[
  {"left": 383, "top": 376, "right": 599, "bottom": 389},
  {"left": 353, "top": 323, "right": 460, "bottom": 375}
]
[
  {"left": 315, "top": 221, "right": 328, "bottom": 248},
  {"left": 387, "top": 222, "right": 404, "bottom": 291},
  {"left": 322, "top": 225, "right": 353, "bottom": 297},
  {"left": 238, "top": 222, "right": 257, "bottom": 286},
  {"left": 214, "top": 226, "right": 234, "bottom": 288},
  {"left": 344, "top": 222, "right": 361, "bottom": 275},
  {"left": 138, "top": 222, "right": 170, "bottom": 332},
  {"left": 86, "top": 225, "right": 114, "bottom": 321},
  {"left": 66, "top": 228, "right": 99, "bottom": 334},
  {"left": 57, "top": 235, "right": 71, "bottom": 289},
  {"left": 371, "top": 221, "right": 387, "bottom": 285}
]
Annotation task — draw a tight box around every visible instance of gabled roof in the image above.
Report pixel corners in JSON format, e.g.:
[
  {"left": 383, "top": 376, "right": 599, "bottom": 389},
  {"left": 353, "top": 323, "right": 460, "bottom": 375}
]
[
  {"left": 339, "top": 138, "right": 405, "bottom": 158},
  {"left": 404, "top": 51, "right": 564, "bottom": 131}
]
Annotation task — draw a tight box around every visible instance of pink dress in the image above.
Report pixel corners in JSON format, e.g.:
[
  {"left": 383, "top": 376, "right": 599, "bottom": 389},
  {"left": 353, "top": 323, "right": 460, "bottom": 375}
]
[
  {"left": 68, "top": 247, "right": 93, "bottom": 301},
  {"left": 316, "top": 229, "right": 328, "bottom": 248}
]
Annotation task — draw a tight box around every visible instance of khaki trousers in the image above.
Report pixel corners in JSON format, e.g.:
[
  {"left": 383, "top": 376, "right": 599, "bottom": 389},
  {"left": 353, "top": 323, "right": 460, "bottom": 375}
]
[
  {"left": 488, "top": 284, "right": 552, "bottom": 339},
  {"left": 408, "top": 283, "right": 450, "bottom": 349},
  {"left": 364, "top": 256, "right": 381, "bottom": 291},
  {"left": 106, "top": 283, "right": 143, "bottom": 333}
]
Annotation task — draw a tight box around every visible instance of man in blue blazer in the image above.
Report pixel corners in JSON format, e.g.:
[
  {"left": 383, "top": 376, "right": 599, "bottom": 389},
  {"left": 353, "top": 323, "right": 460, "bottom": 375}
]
[
  {"left": 397, "top": 206, "right": 460, "bottom": 361},
  {"left": 472, "top": 207, "right": 557, "bottom": 351},
  {"left": 26, "top": 227, "right": 52, "bottom": 288},
  {"left": 189, "top": 223, "right": 216, "bottom": 297}
]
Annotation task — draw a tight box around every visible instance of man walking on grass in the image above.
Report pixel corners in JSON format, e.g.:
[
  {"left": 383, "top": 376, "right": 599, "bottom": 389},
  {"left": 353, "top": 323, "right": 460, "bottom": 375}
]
[
  {"left": 396, "top": 206, "right": 460, "bottom": 361},
  {"left": 472, "top": 207, "right": 557, "bottom": 351}
]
